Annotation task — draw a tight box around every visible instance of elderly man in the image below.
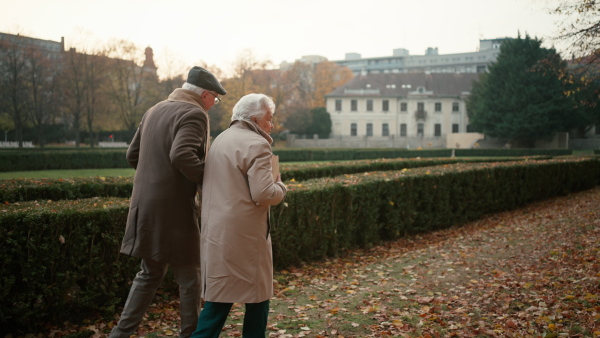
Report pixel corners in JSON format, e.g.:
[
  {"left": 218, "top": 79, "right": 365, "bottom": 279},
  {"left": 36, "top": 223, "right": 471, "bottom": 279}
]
[
  {"left": 110, "top": 66, "right": 225, "bottom": 338},
  {"left": 192, "top": 94, "right": 287, "bottom": 338}
]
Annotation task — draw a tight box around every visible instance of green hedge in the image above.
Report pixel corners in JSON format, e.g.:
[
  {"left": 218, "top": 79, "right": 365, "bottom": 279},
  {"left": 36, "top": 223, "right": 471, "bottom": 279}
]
[
  {"left": 0, "top": 177, "right": 133, "bottom": 203},
  {"left": 454, "top": 148, "right": 572, "bottom": 157},
  {"left": 0, "top": 148, "right": 452, "bottom": 172},
  {"left": 0, "top": 147, "right": 570, "bottom": 172},
  {"left": 1, "top": 158, "right": 522, "bottom": 203},
  {"left": 270, "top": 158, "right": 600, "bottom": 268},
  {"left": 1, "top": 158, "right": 599, "bottom": 332},
  {"left": 0, "top": 199, "right": 136, "bottom": 333},
  {"left": 273, "top": 148, "right": 452, "bottom": 162},
  {"left": 0, "top": 150, "right": 130, "bottom": 172},
  {"left": 594, "top": 149, "right": 600, "bottom": 155}
]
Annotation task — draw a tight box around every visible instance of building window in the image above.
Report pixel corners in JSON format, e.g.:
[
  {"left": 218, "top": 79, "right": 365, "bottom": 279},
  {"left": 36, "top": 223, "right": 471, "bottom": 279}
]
[
  {"left": 400, "top": 102, "right": 407, "bottom": 112},
  {"left": 382, "top": 123, "right": 389, "bottom": 136},
  {"left": 350, "top": 123, "right": 357, "bottom": 136},
  {"left": 335, "top": 99, "right": 342, "bottom": 111},
  {"left": 366, "top": 123, "right": 373, "bottom": 136},
  {"left": 452, "top": 124, "right": 459, "bottom": 133},
  {"left": 400, "top": 124, "right": 407, "bottom": 137},
  {"left": 435, "top": 102, "right": 441, "bottom": 112},
  {"left": 417, "top": 102, "right": 425, "bottom": 111},
  {"left": 434, "top": 124, "right": 442, "bottom": 136},
  {"left": 367, "top": 100, "right": 373, "bottom": 111},
  {"left": 452, "top": 102, "right": 459, "bottom": 112},
  {"left": 382, "top": 100, "right": 389, "bottom": 112},
  {"left": 417, "top": 123, "right": 424, "bottom": 137},
  {"left": 351, "top": 100, "right": 357, "bottom": 111}
]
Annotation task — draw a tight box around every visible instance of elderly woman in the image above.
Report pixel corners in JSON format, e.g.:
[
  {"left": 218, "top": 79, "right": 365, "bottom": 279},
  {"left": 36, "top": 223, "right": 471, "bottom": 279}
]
[{"left": 192, "top": 94, "right": 287, "bottom": 338}]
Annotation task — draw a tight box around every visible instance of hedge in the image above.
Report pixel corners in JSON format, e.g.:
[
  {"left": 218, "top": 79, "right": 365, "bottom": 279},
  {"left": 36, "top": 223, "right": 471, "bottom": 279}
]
[
  {"left": 0, "top": 150, "right": 130, "bottom": 172},
  {"left": 0, "top": 147, "right": 572, "bottom": 172},
  {"left": 270, "top": 157, "right": 600, "bottom": 268},
  {"left": 0, "top": 148, "right": 449, "bottom": 172},
  {"left": 454, "top": 148, "right": 572, "bottom": 157},
  {"left": 1, "top": 157, "right": 526, "bottom": 203},
  {"left": 0, "top": 176, "right": 133, "bottom": 203},
  {"left": 0, "top": 199, "right": 135, "bottom": 333},
  {"left": 1, "top": 157, "right": 599, "bottom": 333},
  {"left": 272, "top": 148, "right": 452, "bottom": 162}
]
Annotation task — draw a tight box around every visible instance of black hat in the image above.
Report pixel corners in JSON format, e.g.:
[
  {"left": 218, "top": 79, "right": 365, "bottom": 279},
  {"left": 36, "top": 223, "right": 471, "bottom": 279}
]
[{"left": 186, "top": 66, "right": 226, "bottom": 95}]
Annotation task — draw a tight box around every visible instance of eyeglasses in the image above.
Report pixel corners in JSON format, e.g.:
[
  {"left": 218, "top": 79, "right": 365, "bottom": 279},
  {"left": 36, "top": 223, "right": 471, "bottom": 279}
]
[{"left": 207, "top": 92, "right": 221, "bottom": 104}]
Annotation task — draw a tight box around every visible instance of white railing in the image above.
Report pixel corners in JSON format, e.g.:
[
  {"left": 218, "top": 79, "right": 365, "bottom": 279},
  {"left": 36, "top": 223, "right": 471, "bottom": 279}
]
[
  {"left": 0, "top": 141, "right": 35, "bottom": 148},
  {"left": 98, "top": 141, "right": 129, "bottom": 148}
]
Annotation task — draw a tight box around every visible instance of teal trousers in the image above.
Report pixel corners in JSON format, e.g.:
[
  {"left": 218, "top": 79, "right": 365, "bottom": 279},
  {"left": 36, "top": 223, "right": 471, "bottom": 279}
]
[{"left": 191, "top": 299, "right": 269, "bottom": 338}]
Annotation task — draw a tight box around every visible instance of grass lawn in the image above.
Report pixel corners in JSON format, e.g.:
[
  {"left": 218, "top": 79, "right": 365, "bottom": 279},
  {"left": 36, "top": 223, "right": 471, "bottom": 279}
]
[{"left": 0, "top": 168, "right": 135, "bottom": 179}]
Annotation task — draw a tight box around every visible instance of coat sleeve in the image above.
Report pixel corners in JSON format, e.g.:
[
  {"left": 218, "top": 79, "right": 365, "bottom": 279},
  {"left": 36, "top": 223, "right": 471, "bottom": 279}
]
[
  {"left": 170, "top": 110, "right": 208, "bottom": 184},
  {"left": 247, "top": 142, "right": 287, "bottom": 206},
  {"left": 126, "top": 126, "right": 141, "bottom": 170}
]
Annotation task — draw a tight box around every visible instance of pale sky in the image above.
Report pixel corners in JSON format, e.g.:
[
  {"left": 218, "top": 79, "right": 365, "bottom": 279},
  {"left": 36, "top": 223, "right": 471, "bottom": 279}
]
[{"left": 0, "top": 0, "right": 565, "bottom": 79}]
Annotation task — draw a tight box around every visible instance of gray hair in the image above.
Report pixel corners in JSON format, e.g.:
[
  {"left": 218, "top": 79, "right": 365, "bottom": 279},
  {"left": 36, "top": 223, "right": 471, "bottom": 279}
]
[
  {"left": 182, "top": 82, "right": 206, "bottom": 96},
  {"left": 231, "top": 93, "right": 275, "bottom": 122}
]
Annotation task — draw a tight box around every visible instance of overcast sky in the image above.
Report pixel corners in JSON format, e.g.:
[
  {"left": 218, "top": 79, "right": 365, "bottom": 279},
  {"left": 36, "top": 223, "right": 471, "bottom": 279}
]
[{"left": 0, "top": 0, "right": 565, "bottom": 78}]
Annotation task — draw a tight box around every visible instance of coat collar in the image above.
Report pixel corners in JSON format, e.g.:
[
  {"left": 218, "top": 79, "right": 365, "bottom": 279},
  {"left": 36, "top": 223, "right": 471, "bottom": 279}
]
[
  {"left": 167, "top": 88, "right": 208, "bottom": 112},
  {"left": 230, "top": 119, "right": 273, "bottom": 144}
]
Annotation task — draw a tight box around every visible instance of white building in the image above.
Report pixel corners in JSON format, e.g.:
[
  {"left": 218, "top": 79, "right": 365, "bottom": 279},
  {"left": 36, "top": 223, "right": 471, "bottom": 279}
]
[
  {"left": 333, "top": 38, "right": 510, "bottom": 76},
  {"left": 324, "top": 72, "right": 482, "bottom": 148}
]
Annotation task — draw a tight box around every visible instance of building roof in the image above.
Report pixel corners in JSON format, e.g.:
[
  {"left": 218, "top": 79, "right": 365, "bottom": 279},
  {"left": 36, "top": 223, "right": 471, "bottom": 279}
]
[{"left": 326, "top": 72, "right": 481, "bottom": 98}]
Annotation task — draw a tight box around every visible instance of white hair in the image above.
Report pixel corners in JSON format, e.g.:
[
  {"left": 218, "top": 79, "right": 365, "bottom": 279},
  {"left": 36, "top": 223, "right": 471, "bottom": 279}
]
[
  {"left": 182, "top": 82, "right": 206, "bottom": 96},
  {"left": 231, "top": 94, "right": 275, "bottom": 122}
]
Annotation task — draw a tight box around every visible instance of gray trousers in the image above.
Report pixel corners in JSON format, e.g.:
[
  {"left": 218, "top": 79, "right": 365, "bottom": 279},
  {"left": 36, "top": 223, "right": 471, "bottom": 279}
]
[{"left": 109, "top": 258, "right": 201, "bottom": 338}]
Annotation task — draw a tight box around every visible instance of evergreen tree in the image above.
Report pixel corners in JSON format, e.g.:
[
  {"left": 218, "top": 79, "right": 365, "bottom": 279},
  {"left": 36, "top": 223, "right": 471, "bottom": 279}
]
[
  {"left": 306, "top": 107, "right": 332, "bottom": 139},
  {"left": 467, "top": 34, "right": 574, "bottom": 146}
]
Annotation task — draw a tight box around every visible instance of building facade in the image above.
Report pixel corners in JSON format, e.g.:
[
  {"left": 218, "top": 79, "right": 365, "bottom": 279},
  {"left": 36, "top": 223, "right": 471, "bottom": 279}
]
[
  {"left": 324, "top": 72, "right": 481, "bottom": 148},
  {"left": 333, "top": 38, "right": 509, "bottom": 76}
]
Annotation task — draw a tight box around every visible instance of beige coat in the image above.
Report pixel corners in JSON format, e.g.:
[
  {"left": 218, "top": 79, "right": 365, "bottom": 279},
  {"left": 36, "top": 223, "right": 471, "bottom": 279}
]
[
  {"left": 121, "top": 88, "right": 209, "bottom": 265},
  {"left": 201, "top": 120, "right": 287, "bottom": 303}
]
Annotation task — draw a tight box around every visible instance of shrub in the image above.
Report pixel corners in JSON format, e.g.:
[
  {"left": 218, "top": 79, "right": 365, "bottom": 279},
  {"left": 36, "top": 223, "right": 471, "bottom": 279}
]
[{"left": 1, "top": 157, "right": 598, "bottom": 332}]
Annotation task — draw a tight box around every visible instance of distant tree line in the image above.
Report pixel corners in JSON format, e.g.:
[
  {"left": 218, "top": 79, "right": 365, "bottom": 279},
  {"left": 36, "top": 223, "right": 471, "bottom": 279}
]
[{"left": 0, "top": 34, "right": 352, "bottom": 148}]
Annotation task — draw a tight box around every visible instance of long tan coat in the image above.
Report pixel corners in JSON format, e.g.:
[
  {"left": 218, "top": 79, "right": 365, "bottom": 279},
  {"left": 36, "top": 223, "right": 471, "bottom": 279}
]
[
  {"left": 201, "top": 120, "right": 287, "bottom": 303},
  {"left": 121, "top": 88, "right": 209, "bottom": 265}
]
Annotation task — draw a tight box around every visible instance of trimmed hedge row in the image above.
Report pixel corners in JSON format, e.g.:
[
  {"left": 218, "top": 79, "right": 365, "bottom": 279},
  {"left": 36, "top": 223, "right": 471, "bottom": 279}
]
[
  {"left": 1, "top": 157, "right": 531, "bottom": 203},
  {"left": 272, "top": 148, "right": 452, "bottom": 162},
  {"left": 1, "top": 157, "right": 599, "bottom": 332},
  {"left": 0, "top": 150, "right": 130, "bottom": 172},
  {"left": 0, "top": 177, "right": 133, "bottom": 203},
  {"left": 1, "top": 148, "right": 451, "bottom": 172},
  {"left": 280, "top": 156, "right": 536, "bottom": 182},
  {"left": 0, "top": 198, "right": 135, "bottom": 333},
  {"left": 455, "top": 148, "right": 572, "bottom": 157},
  {"left": 0, "top": 147, "right": 573, "bottom": 172},
  {"left": 270, "top": 158, "right": 600, "bottom": 268}
]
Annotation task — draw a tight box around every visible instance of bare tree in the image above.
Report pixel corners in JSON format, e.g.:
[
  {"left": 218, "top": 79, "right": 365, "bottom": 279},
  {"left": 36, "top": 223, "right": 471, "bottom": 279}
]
[
  {"left": 157, "top": 48, "right": 186, "bottom": 97},
  {"left": 105, "top": 39, "right": 157, "bottom": 132},
  {"left": 25, "top": 44, "right": 62, "bottom": 147},
  {"left": 83, "top": 49, "right": 110, "bottom": 147},
  {"left": 63, "top": 47, "right": 88, "bottom": 147},
  {"left": 0, "top": 33, "right": 29, "bottom": 147},
  {"left": 552, "top": 0, "right": 600, "bottom": 64}
]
